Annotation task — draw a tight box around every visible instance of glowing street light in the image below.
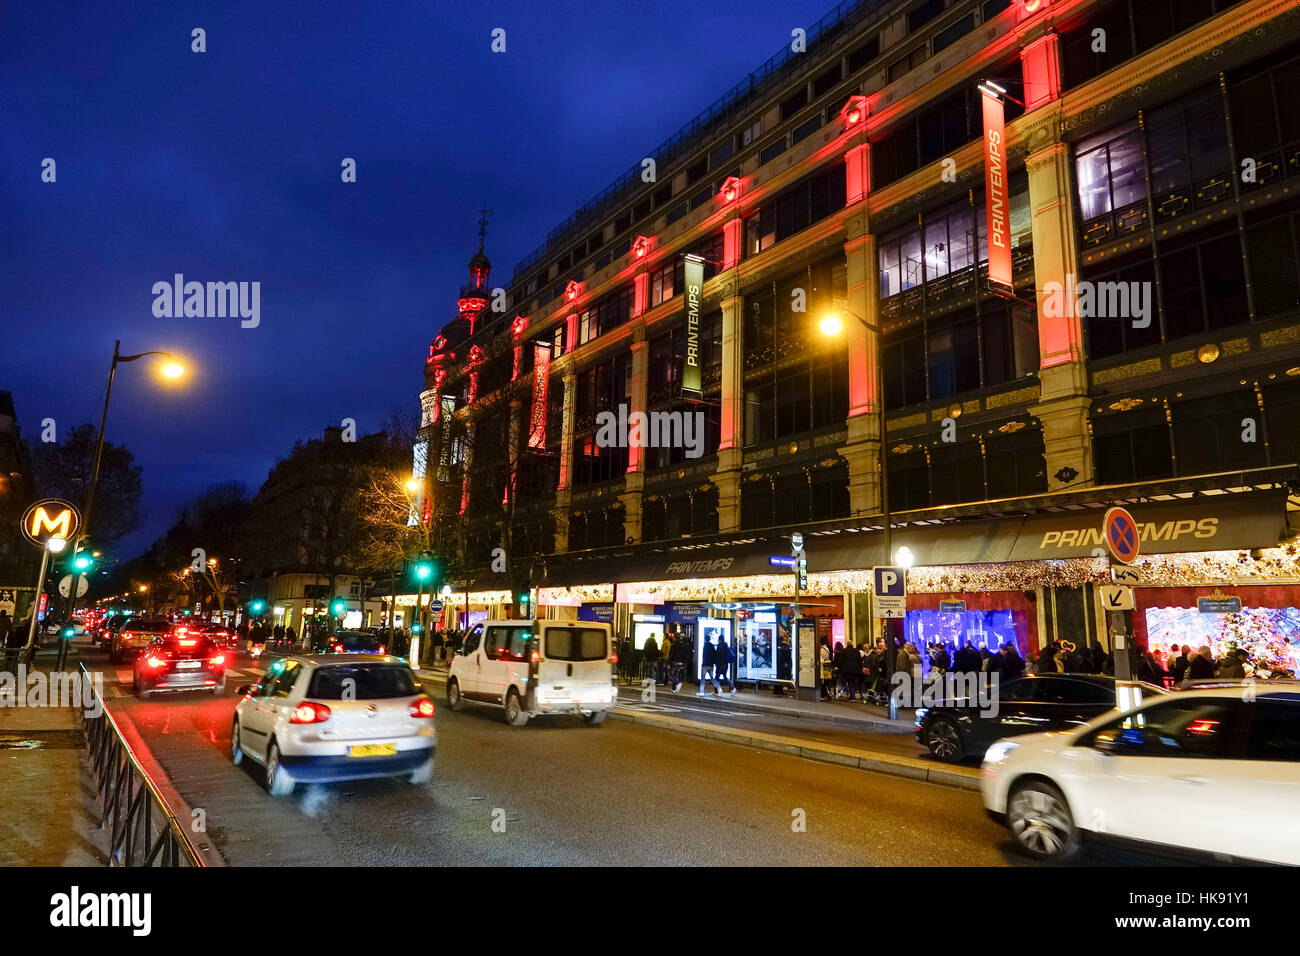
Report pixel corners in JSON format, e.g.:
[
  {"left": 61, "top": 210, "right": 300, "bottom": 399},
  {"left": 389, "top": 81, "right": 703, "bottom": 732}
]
[{"left": 895, "top": 546, "right": 915, "bottom": 570}]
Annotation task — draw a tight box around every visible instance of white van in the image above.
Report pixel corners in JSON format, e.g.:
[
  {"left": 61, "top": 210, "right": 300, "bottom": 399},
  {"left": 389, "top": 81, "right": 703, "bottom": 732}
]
[{"left": 446, "top": 619, "right": 616, "bottom": 727}]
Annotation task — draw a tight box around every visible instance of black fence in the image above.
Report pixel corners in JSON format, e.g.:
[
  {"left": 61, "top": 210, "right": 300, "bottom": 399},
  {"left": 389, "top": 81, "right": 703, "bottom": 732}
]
[{"left": 79, "top": 662, "right": 205, "bottom": 867}]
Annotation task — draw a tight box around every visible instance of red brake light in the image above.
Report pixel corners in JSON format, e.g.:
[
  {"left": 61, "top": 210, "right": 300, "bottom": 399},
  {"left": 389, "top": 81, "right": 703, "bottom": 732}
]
[
  {"left": 179, "top": 638, "right": 197, "bottom": 647},
  {"left": 145, "top": 656, "right": 166, "bottom": 668},
  {"left": 210, "top": 654, "right": 225, "bottom": 666},
  {"left": 176, "top": 627, "right": 188, "bottom": 636},
  {"left": 290, "top": 702, "right": 331, "bottom": 724},
  {"left": 332, "top": 644, "right": 343, "bottom": 653},
  {"left": 123, "top": 631, "right": 134, "bottom": 640},
  {"left": 409, "top": 696, "right": 436, "bottom": 718},
  {"left": 530, "top": 649, "right": 540, "bottom": 664},
  {"left": 610, "top": 652, "right": 618, "bottom": 665},
  {"left": 378, "top": 645, "right": 386, "bottom": 655}
]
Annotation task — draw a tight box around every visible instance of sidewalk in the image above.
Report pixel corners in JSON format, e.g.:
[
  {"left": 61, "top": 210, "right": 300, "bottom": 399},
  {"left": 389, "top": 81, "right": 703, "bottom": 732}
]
[
  {"left": 411, "top": 661, "right": 977, "bottom": 791},
  {"left": 0, "top": 641, "right": 109, "bottom": 866}
]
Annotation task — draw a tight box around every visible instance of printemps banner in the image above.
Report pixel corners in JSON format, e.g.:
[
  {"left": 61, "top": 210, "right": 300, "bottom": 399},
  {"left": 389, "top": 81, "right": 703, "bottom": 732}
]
[
  {"left": 528, "top": 342, "right": 551, "bottom": 448},
  {"left": 682, "top": 254, "right": 703, "bottom": 397},
  {"left": 981, "top": 89, "right": 1012, "bottom": 289}
]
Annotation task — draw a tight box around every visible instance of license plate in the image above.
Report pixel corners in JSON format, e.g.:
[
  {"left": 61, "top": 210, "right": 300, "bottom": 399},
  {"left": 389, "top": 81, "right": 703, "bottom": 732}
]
[
  {"left": 177, "top": 661, "right": 201, "bottom": 670},
  {"left": 349, "top": 743, "right": 397, "bottom": 758}
]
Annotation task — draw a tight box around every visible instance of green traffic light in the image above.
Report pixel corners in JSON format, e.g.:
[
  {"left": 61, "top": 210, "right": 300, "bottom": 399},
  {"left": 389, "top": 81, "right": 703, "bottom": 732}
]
[
  {"left": 73, "top": 555, "right": 94, "bottom": 571},
  {"left": 250, "top": 599, "right": 266, "bottom": 613},
  {"left": 415, "top": 563, "right": 432, "bottom": 581},
  {"left": 412, "top": 623, "right": 422, "bottom": 634},
  {"left": 519, "top": 594, "right": 530, "bottom": 604}
]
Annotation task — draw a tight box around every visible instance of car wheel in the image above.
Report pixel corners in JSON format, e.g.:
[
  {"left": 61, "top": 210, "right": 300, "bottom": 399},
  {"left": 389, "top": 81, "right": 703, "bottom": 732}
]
[
  {"left": 265, "top": 741, "right": 295, "bottom": 796},
  {"left": 582, "top": 710, "right": 608, "bottom": 726},
  {"left": 1007, "top": 780, "right": 1081, "bottom": 861},
  {"left": 925, "top": 716, "right": 964, "bottom": 762},
  {"left": 230, "top": 718, "right": 245, "bottom": 766},
  {"left": 408, "top": 758, "right": 434, "bottom": 785},
  {"left": 446, "top": 678, "right": 464, "bottom": 711},
  {"left": 504, "top": 689, "right": 529, "bottom": 727}
]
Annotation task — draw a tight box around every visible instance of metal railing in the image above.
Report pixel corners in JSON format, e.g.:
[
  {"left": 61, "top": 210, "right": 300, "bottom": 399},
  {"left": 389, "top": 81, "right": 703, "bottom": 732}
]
[{"left": 79, "top": 662, "right": 205, "bottom": 867}]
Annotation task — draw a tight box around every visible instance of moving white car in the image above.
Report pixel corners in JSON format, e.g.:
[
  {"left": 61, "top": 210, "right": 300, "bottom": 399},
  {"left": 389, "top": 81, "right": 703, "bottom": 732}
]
[
  {"left": 231, "top": 654, "right": 436, "bottom": 796},
  {"left": 981, "top": 685, "right": 1300, "bottom": 864},
  {"left": 446, "top": 619, "right": 615, "bottom": 726}
]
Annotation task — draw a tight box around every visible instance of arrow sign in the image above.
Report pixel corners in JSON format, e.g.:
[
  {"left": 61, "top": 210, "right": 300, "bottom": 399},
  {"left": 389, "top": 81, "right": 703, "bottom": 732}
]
[
  {"left": 1110, "top": 567, "right": 1141, "bottom": 585},
  {"left": 1098, "top": 585, "right": 1134, "bottom": 611}
]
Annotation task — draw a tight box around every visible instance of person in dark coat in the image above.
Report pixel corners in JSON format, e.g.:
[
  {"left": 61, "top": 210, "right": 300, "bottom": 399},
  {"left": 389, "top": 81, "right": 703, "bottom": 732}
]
[
  {"left": 700, "top": 634, "right": 717, "bottom": 694},
  {"left": 713, "top": 637, "right": 735, "bottom": 695},
  {"left": 839, "top": 641, "right": 862, "bottom": 700},
  {"left": 1037, "top": 641, "right": 1059, "bottom": 674},
  {"left": 954, "top": 641, "right": 981, "bottom": 675},
  {"left": 998, "top": 642, "right": 1025, "bottom": 680},
  {"left": 1185, "top": 645, "right": 1216, "bottom": 681},
  {"left": 1170, "top": 645, "right": 1191, "bottom": 683},
  {"left": 642, "top": 635, "right": 660, "bottom": 684},
  {"left": 930, "top": 642, "right": 951, "bottom": 675}
]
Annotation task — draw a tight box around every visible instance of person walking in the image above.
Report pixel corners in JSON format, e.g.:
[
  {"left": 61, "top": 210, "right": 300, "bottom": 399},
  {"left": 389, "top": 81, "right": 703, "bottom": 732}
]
[
  {"left": 642, "top": 633, "right": 660, "bottom": 685},
  {"left": 0, "top": 610, "right": 12, "bottom": 649},
  {"left": 713, "top": 636, "right": 736, "bottom": 695},
  {"left": 819, "top": 638, "right": 834, "bottom": 701},
  {"left": 700, "top": 635, "right": 717, "bottom": 695},
  {"left": 1037, "top": 641, "right": 1058, "bottom": 673},
  {"left": 669, "top": 632, "right": 686, "bottom": 693},
  {"left": 659, "top": 633, "right": 673, "bottom": 686},
  {"left": 840, "top": 640, "right": 862, "bottom": 701},
  {"left": 1217, "top": 644, "right": 1248, "bottom": 679},
  {"left": 1170, "top": 645, "right": 1191, "bottom": 683}
]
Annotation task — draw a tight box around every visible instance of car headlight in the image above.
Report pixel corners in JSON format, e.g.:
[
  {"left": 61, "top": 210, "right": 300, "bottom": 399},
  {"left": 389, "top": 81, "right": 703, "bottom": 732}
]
[
  {"left": 914, "top": 708, "right": 928, "bottom": 722},
  {"left": 983, "top": 740, "right": 1021, "bottom": 765}
]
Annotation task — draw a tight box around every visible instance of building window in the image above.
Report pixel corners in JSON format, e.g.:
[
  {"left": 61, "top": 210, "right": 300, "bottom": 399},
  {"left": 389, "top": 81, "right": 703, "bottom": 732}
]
[
  {"left": 1245, "top": 204, "right": 1300, "bottom": 319},
  {"left": 1075, "top": 121, "right": 1147, "bottom": 224},
  {"left": 847, "top": 36, "right": 880, "bottom": 74},
  {"left": 1092, "top": 407, "right": 1173, "bottom": 484},
  {"left": 577, "top": 284, "right": 634, "bottom": 346},
  {"left": 760, "top": 138, "right": 788, "bottom": 165},
  {"left": 932, "top": 14, "right": 976, "bottom": 54},
  {"left": 792, "top": 112, "right": 823, "bottom": 146},
  {"left": 1171, "top": 391, "right": 1266, "bottom": 475},
  {"left": 744, "top": 160, "right": 845, "bottom": 257}
]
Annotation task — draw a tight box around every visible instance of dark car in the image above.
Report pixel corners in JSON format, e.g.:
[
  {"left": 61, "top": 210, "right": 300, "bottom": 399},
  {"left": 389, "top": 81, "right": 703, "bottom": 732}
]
[
  {"left": 133, "top": 632, "right": 227, "bottom": 698},
  {"left": 94, "top": 616, "right": 128, "bottom": 648},
  {"left": 313, "top": 630, "right": 387, "bottom": 655},
  {"left": 110, "top": 618, "right": 175, "bottom": 663},
  {"left": 914, "top": 674, "right": 1168, "bottom": 762}
]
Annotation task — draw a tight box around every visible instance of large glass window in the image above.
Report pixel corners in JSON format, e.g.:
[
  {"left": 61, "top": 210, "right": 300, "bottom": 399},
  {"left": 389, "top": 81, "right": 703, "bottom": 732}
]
[
  {"left": 1075, "top": 122, "right": 1147, "bottom": 223},
  {"left": 1170, "top": 391, "right": 1266, "bottom": 475},
  {"left": 1092, "top": 407, "right": 1172, "bottom": 484}
]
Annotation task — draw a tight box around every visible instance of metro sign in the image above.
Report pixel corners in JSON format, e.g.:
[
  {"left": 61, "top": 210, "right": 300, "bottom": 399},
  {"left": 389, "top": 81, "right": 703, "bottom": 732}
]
[{"left": 20, "top": 498, "right": 81, "bottom": 548}]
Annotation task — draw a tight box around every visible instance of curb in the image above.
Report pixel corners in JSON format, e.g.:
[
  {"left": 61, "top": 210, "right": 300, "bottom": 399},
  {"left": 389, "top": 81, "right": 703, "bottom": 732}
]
[
  {"left": 416, "top": 669, "right": 978, "bottom": 791},
  {"left": 619, "top": 687, "right": 914, "bottom": 734}
]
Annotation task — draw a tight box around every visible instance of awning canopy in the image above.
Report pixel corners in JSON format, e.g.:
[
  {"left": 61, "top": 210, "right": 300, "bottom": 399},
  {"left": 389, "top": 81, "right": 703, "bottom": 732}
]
[{"left": 538, "top": 468, "right": 1296, "bottom": 589}]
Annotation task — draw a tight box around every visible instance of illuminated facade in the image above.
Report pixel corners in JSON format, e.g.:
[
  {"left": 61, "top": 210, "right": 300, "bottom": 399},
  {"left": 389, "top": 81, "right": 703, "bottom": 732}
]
[{"left": 420, "top": 0, "right": 1300, "bottom": 654}]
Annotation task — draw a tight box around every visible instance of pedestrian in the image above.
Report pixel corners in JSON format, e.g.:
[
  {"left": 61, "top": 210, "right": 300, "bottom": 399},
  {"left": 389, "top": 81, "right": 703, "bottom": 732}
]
[
  {"left": 954, "top": 640, "right": 980, "bottom": 675},
  {"left": 1037, "top": 640, "right": 1058, "bottom": 674},
  {"left": 659, "top": 633, "right": 673, "bottom": 685},
  {"left": 999, "top": 641, "right": 1025, "bottom": 680},
  {"left": 838, "top": 640, "right": 861, "bottom": 700},
  {"left": 1185, "top": 645, "right": 1216, "bottom": 682},
  {"left": 669, "top": 632, "right": 686, "bottom": 693},
  {"left": 930, "top": 641, "right": 950, "bottom": 675},
  {"left": 701, "top": 634, "right": 717, "bottom": 695},
  {"left": 713, "top": 636, "right": 736, "bottom": 695},
  {"left": 819, "top": 638, "right": 834, "bottom": 700},
  {"left": 1170, "top": 644, "right": 1191, "bottom": 683},
  {"left": 273, "top": 623, "right": 286, "bottom": 648},
  {"left": 642, "top": 633, "right": 660, "bottom": 684},
  {"left": 0, "top": 610, "right": 11, "bottom": 649},
  {"left": 286, "top": 625, "right": 298, "bottom": 649},
  {"left": 1217, "top": 644, "right": 1248, "bottom": 679}
]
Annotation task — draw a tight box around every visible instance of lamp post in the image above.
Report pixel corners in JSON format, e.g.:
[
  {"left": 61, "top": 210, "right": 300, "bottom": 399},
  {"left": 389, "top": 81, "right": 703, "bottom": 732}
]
[
  {"left": 818, "top": 309, "right": 899, "bottom": 676},
  {"left": 64, "top": 342, "right": 185, "bottom": 647},
  {"left": 24, "top": 535, "right": 68, "bottom": 651}
]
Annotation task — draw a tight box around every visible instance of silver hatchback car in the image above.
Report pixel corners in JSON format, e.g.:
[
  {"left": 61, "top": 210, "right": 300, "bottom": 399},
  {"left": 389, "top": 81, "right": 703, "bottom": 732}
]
[{"left": 231, "top": 654, "right": 436, "bottom": 796}]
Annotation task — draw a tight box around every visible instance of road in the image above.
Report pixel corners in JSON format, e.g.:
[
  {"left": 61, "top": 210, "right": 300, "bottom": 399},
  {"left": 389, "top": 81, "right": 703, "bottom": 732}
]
[{"left": 78, "top": 643, "right": 1165, "bottom": 867}]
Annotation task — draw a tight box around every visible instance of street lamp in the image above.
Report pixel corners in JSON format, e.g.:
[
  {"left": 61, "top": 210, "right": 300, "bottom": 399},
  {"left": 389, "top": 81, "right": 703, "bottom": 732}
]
[
  {"left": 65, "top": 341, "right": 187, "bottom": 633},
  {"left": 895, "top": 546, "right": 915, "bottom": 570},
  {"left": 819, "top": 307, "right": 897, "bottom": 674},
  {"left": 24, "top": 536, "right": 68, "bottom": 649}
]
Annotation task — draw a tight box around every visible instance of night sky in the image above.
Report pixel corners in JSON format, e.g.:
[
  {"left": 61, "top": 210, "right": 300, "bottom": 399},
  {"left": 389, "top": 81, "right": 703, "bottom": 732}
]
[{"left": 3, "top": 0, "right": 833, "bottom": 558}]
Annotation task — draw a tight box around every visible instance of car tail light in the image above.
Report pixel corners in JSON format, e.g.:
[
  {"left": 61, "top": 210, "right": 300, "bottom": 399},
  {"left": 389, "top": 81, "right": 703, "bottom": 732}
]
[
  {"left": 145, "top": 656, "right": 166, "bottom": 669},
  {"left": 290, "top": 702, "right": 331, "bottom": 724},
  {"left": 530, "top": 649, "right": 540, "bottom": 664},
  {"left": 209, "top": 654, "right": 225, "bottom": 667},
  {"left": 178, "top": 638, "right": 197, "bottom": 647},
  {"left": 378, "top": 645, "right": 386, "bottom": 655},
  {"left": 610, "top": 652, "right": 618, "bottom": 665},
  {"left": 176, "top": 627, "right": 188, "bottom": 636},
  {"left": 123, "top": 631, "right": 135, "bottom": 640},
  {"left": 409, "top": 696, "right": 436, "bottom": 718},
  {"left": 332, "top": 643, "right": 343, "bottom": 653}
]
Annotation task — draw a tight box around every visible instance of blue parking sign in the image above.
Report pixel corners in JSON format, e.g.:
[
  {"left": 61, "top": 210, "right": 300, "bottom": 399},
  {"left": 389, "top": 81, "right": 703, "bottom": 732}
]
[{"left": 873, "top": 566, "right": 906, "bottom": 597}]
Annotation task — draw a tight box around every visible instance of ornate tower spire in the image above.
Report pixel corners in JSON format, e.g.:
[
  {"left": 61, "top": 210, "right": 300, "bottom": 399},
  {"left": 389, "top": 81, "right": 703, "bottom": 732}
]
[{"left": 459, "top": 209, "right": 493, "bottom": 332}]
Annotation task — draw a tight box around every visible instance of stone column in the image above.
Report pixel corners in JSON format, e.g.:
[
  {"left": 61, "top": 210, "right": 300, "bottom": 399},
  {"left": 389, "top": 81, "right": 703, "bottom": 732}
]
[
  {"left": 713, "top": 276, "right": 744, "bottom": 532},
  {"left": 839, "top": 205, "right": 884, "bottom": 516},
  {"left": 1023, "top": 111, "right": 1093, "bottom": 489}
]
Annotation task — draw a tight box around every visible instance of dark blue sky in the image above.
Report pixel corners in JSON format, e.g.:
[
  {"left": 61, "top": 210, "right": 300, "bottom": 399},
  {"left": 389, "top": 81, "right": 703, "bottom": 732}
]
[{"left": 3, "top": 0, "right": 832, "bottom": 557}]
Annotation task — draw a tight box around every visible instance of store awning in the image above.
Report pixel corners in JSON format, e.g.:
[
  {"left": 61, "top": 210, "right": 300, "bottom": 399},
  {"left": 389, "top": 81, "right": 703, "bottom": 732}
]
[{"left": 538, "top": 478, "right": 1293, "bottom": 589}]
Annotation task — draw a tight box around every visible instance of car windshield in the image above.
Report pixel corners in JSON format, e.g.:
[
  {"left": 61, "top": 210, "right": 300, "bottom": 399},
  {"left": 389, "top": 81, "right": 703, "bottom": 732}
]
[
  {"left": 130, "top": 619, "right": 173, "bottom": 632},
  {"left": 161, "top": 635, "right": 218, "bottom": 655},
  {"left": 543, "top": 627, "right": 608, "bottom": 662},
  {"left": 335, "top": 632, "right": 380, "bottom": 651},
  {"left": 306, "top": 664, "right": 415, "bottom": 700}
]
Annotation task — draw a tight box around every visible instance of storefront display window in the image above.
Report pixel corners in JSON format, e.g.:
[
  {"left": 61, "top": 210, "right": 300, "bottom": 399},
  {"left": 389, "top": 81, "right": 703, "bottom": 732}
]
[{"left": 1145, "top": 606, "right": 1300, "bottom": 676}]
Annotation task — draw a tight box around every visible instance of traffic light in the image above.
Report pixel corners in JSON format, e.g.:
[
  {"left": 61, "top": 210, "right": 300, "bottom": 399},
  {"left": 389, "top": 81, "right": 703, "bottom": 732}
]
[
  {"left": 250, "top": 599, "right": 267, "bottom": 614},
  {"left": 519, "top": 593, "right": 530, "bottom": 606},
  {"left": 330, "top": 597, "right": 346, "bottom": 616},
  {"left": 72, "top": 554, "right": 94, "bottom": 572},
  {"left": 412, "top": 622, "right": 422, "bottom": 634},
  {"left": 182, "top": 608, "right": 192, "bottom": 616},
  {"left": 415, "top": 559, "right": 433, "bottom": 582}
]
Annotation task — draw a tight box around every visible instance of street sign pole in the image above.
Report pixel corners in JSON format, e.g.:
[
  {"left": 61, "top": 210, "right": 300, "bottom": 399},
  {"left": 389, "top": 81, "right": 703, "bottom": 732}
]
[
  {"left": 1102, "top": 507, "right": 1141, "bottom": 710},
  {"left": 24, "top": 546, "right": 52, "bottom": 651}
]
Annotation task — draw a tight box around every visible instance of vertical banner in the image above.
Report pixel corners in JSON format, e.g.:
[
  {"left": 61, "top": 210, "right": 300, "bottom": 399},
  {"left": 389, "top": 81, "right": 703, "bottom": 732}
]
[
  {"left": 681, "top": 254, "right": 703, "bottom": 397},
  {"left": 981, "top": 90, "right": 1012, "bottom": 290},
  {"left": 528, "top": 343, "right": 551, "bottom": 448}
]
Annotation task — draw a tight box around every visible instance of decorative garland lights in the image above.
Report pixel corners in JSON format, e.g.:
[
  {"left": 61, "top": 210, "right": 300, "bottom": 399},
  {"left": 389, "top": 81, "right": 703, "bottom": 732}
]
[{"left": 530, "top": 543, "right": 1300, "bottom": 605}]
